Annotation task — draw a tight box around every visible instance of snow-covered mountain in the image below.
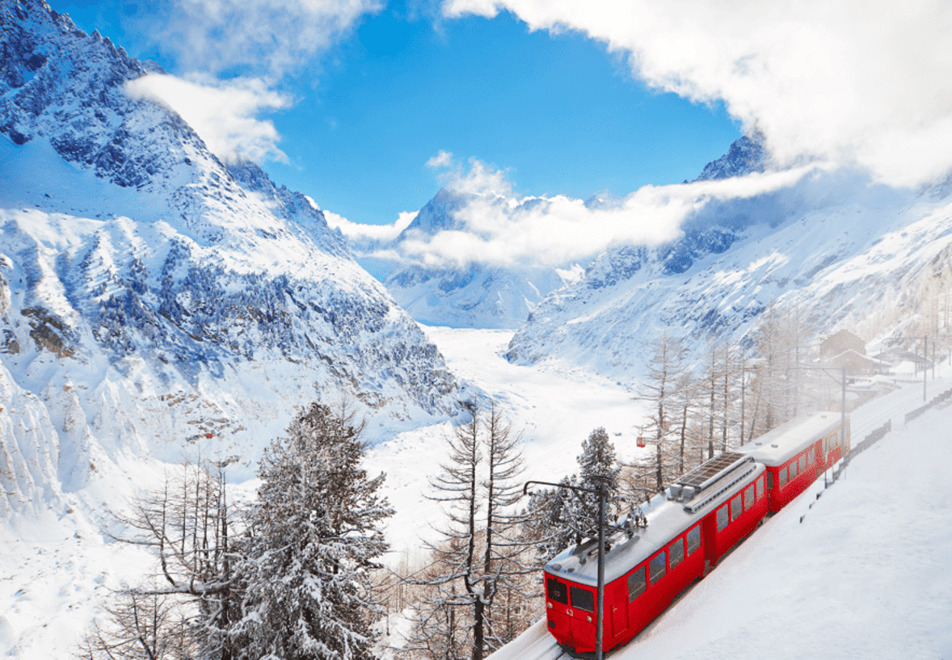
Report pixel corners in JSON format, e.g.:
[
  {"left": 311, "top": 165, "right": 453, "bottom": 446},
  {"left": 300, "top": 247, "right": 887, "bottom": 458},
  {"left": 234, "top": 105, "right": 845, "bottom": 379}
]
[
  {"left": 375, "top": 134, "right": 769, "bottom": 330},
  {"left": 506, "top": 163, "right": 952, "bottom": 378},
  {"left": 692, "top": 134, "right": 768, "bottom": 182},
  {"left": 382, "top": 188, "right": 581, "bottom": 329},
  {"left": 0, "top": 0, "right": 458, "bottom": 518}
]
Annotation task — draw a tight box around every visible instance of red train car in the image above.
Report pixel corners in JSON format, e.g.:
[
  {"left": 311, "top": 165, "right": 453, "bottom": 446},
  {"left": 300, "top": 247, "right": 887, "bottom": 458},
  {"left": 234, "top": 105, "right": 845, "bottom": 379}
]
[
  {"left": 543, "top": 453, "right": 768, "bottom": 655},
  {"left": 738, "top": 412, "right": 850, "bottom": 512}
]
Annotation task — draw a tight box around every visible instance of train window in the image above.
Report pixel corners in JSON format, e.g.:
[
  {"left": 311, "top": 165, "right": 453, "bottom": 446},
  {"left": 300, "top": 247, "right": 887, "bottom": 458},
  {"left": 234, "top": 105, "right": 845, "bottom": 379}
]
[
  {"left": 570, "top": 586, "right": 594, "bottom": 613},
  {"left": 628, "top": 567, "right": 646, "bottom": 601},
  {"left": 790, "top": 460, "right": 798, "bottom": 479},
  {"left": 669, "top": 538, "right": 685, "bottom": 569},
  {"left": 808, "top": 448, "right": 815, "bottom": 466},
  {"left": 731, "top": 493, "right": 743, "bottom": 521},
  {"left": 756, "top": 476, "right": 765, "bottom": 501},
  {"left": 716, "top": 505, "right": 728, "bottom": 531},
  {"left": 778, "top": 467, "right": 788, "bottom": 488},
  {"left": 744, "top": 485, "right": 755, "bottom": 511},
  {"left": 546, "top": 577, "right": 568, "bottom": 605},
  {"left": 686, "top": 526, "right": 701, "bottom": 555},
  {"left": 649, "top": 551, "right": 667, "bottom": 584},
  {"left": 766, "top": 471, "right": 773, "bottom": 490},
  {"left": 799, "top": 455, "right": 807, "bottom": 473}
]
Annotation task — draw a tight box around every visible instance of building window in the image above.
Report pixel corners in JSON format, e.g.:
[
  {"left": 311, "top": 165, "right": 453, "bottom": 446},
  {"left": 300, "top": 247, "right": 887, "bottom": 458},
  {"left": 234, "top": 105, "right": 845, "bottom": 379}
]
[
  {"left": 686, "top": 526, "right": 701, "bottom": 555},
  {"left": 628, "top": 567, "right": 646, "bottom": 601},
  {"left": 731, "top": 493, "right": 743, "bottom": 521},
  {"left": 778, "top": 467, "right": 788, "bottom": 488},
  {"left": 744, "top": 484, "right": 755, "bottom": 511},
  {"left": 649, "top": 551, "right": 667, "bottom": 585},
  {"left": 547, "top": 577, "right": 568, "bottom": 605},
  {"left": 571, "top": 586, "right": 594, "bottom": 612},
  {"left": 756, "top": 476, "right": 765, "bottom": 500},
  {"left": 717, "top": 505, "right": 729, "bottom": 531},
  {"left": 669, "top": 538, "right": 685, "bottom": 569}
]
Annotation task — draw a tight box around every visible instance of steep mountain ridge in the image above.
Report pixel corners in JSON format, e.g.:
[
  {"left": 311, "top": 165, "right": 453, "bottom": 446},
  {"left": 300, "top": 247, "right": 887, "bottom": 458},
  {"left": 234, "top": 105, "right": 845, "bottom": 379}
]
[
  {"left": 0, "top": 0, "right": 458, "bottom": 518},
  {"left": 507, "top": 171, "right": 952, "bottom": 378},
  {"left": 377, "top": 134, "right": 770, "bottom": 330}
]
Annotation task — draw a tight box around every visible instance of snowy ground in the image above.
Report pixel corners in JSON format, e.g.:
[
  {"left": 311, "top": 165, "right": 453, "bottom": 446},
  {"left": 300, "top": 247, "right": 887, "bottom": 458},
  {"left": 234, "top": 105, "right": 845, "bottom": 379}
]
[
  {"left": 2, "top": 326, "right": 949, "bottom": 658},
  {"left": 365, "top": 326, "right": 651, "bottom": 564},
  {"left": 0, "top": 326, "right": 649, "bottom": 657},
  {"left": 490, "top": 371, "right": 952, "bottom": 659}
]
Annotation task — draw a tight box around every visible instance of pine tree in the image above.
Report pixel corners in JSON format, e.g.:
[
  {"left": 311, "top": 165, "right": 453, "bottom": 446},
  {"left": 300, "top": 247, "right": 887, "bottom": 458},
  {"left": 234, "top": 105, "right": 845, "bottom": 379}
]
[
  {"left": 236, "top": 402, "right": 393, "bottom": 660},
  {"left": 408, "top": 398, "right": 531, "bottom": 660},
  {"left": 523, "top": 427, "right": 622, "bottom": 560}
]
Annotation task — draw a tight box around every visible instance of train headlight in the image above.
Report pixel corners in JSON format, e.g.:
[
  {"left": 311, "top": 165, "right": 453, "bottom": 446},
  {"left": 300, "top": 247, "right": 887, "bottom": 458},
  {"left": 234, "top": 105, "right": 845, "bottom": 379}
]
[{"left": 547, "top": 602, "right": 552, "bottom": 609}]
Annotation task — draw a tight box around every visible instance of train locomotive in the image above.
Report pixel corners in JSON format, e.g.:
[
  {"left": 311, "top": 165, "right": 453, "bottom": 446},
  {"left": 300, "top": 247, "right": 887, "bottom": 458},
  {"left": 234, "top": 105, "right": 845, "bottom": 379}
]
[{"left": 543, "top": 412, "right": 850, "bottom": 656}]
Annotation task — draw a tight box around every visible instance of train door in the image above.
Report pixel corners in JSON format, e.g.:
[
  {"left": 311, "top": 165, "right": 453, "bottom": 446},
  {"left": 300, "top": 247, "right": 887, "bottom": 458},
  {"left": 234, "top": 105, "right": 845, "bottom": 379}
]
[
  {"left": 611, "top": 603, "right": 627, "bottom": 640},
  {"left": 609, "top": 577, "right": 628, "bottom": 641}
]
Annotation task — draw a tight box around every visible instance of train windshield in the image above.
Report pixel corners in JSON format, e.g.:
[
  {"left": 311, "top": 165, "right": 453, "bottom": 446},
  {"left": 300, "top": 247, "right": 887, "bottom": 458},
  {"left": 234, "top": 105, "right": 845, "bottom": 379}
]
[
  {"left": 546, "top": 577, "right": 568, "bottom": 605},
  {"left": 570, "top": 586, "right": 594, "bottom": 613}
]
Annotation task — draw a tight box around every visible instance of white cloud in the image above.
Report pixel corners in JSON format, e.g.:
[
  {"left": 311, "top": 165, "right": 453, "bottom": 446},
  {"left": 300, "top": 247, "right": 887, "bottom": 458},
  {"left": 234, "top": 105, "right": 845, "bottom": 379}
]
[
  {"left": 126, "top": 74, "right": 290, "bottom": 164},
  {"left": 392, "top": 157, "right": 821, "bottom": 269},
  {"left": 152, "top": 0, "right": 383, "bottom": 78},
  {"left": 326, "top": 209, "right": 418, "bottom": 244},
  {"left": 426, "top": 150, "right": 454, "bottom": 169},
  {"left": 426, "top": 152, "right": 514, "bottom": 197},
  {"left": 443, "top": 0, "right": 952, "bottom": 187}
]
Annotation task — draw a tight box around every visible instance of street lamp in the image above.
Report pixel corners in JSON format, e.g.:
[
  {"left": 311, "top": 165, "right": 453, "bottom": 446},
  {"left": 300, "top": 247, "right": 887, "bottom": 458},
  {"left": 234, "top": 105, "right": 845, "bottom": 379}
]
[{"left": 523, "top": 478, "right": 608, "bottom": 660}]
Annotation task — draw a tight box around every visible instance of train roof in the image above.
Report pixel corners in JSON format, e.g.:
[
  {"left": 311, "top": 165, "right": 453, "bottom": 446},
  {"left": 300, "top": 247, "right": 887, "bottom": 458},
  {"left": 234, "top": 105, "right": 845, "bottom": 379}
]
[
  {"left": 545, "top": 453, "right": 765, "bottom": 587},
  {"left": 737, "top": 412, "right": 845, "bottom": 466}
]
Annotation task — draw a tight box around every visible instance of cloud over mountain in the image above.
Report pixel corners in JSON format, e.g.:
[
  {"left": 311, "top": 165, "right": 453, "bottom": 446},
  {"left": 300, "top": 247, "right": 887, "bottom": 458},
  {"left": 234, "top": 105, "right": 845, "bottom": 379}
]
[{"left": 444, "top": 0, "right": 952, "bottom": 187}]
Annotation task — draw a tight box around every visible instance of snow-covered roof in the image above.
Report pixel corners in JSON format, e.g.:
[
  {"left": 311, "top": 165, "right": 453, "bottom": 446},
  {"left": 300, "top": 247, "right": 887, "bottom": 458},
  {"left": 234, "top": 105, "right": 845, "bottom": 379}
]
[
  {"left": 736, "top": 412, "right": 844, "bottom": 466},
  {"left": 545, "top": 456, "right": 765, "bottom": 586}
]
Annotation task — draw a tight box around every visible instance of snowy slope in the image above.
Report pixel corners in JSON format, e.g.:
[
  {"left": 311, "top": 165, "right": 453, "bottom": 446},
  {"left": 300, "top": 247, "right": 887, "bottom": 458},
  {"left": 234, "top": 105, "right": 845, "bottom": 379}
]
[
  {"left": 508, "top": 172, "right": 952, "bottom": 380},
  {"left": 489, "top": 373, "right": 952, "bottom": 659},
  {"left": 0, "top": 0, "right": 459, "bottom": 523}
]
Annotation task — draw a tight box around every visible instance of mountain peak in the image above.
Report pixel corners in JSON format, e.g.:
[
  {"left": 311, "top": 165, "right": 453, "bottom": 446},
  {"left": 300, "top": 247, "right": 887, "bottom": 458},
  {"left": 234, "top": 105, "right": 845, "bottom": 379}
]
[{"left": 693, "top": 134, "right": 768, "bottom": 182}]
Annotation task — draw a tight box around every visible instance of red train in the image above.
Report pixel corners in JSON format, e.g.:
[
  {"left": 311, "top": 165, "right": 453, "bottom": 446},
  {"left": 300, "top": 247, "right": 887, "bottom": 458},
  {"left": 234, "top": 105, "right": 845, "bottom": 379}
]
[{"left": 543, "top": 412, "right": 850, "bottom": 656}]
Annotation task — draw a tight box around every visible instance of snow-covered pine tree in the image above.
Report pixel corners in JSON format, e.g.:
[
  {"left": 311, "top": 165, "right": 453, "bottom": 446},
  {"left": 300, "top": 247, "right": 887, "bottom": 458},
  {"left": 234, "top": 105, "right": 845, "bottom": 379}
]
[
  {"left": 574, "top": 427, "right": 623, "bottom": 533},
  {"left": 236, "top": 402, "right": 393, "bottom": 660},
  {"left": 523, "top": 427, "right": 624, "bottom": 563},
  {"left": 521, "top": 476, "right": 577, "bottom": 563}
]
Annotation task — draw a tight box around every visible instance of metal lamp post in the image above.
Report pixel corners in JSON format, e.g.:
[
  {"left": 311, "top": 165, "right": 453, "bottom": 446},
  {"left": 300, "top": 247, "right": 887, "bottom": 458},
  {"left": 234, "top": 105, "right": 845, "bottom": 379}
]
[{"left": 524, "top": 479, "right": 608, "bottom": 660}]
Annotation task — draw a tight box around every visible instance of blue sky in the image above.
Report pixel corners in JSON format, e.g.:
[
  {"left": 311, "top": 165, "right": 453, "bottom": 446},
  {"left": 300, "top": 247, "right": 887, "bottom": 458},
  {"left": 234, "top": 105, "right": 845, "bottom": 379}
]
[{"left": 49, "top": 1, "right": 740, "bottom": 225}]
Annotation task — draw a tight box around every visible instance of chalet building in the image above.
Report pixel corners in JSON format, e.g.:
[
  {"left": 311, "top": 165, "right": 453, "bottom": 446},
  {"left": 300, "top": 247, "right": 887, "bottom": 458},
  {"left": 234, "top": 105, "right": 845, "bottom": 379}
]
[{"left": 820, "top": 330, "right": 866, "bottom": 359}]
